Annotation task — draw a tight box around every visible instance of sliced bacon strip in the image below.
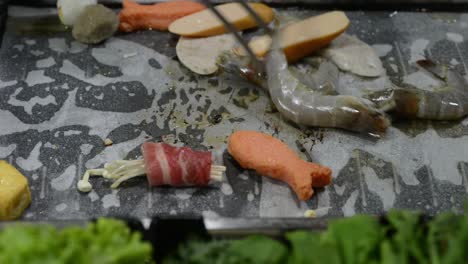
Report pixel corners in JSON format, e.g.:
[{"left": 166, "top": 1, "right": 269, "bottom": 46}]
[{"left": 142, "top": 142, "right": 212, "bottom": 186}]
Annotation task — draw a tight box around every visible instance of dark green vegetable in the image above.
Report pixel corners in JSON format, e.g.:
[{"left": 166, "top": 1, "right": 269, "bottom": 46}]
[
  {"left": 164, "top": 236, "right": 287, "bottom": 264},
  {"left": 224, "top": 236, "right": 288, "bottom": 264},
  {"left": 287, "top": 215, "right": 383, "bottom": 264},
  {"left": 380, "top": 210, "right": 429, "bottom": 264},
  {"left": 0, "top": 218, "right": 153, "bottom": 264},
  {"left": 287, "top": 231, "right": 340, "bottom": 264},
  {"left": 165, "top": 210, "right": 466, "bottom": 264},
  {"left": 322, "top": 215, "right": 383, "bottom": 264},
  {"left": 1, "top": 210, "right": 466, "bottom": 264},
  {"left": 164, "top": 239, "right": 230, "bottom": 264},
  {"left": 427, "top": 211, "right": 468, "bottom": 264}
]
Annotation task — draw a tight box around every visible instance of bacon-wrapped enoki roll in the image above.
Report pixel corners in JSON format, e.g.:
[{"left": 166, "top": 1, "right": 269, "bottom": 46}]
[{"left": 77, "top": 142, "right": 225, "bottom": 192}]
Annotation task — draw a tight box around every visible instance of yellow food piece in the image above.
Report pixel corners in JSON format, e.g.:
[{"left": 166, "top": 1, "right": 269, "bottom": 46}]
[
  {"left": 0, "top": 161, "right": 31, "bottom": 220},
  {"left": 304, "top": 209, "right": 317, "bottom": 218},
  {"left": 104, "top": 138, "right": 113, "bottom": 146},
  {"left": 248, "top": 11, "right": 350, "bottom": 62},
  {"left": 168, "top": 3, "right": 275, "bottom": 37}
]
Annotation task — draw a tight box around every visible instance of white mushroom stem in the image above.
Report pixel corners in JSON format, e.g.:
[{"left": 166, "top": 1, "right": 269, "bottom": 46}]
[
  {"left": 210, "top": 165, "right": 226, "bottom": 182},
  {"left": 77, "top": 159, "right": 225, "bottom": 192}
]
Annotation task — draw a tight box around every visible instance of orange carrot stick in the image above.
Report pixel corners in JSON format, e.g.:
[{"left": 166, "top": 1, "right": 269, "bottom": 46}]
[
  {"left": 227, "top": 131, "right": 332, "bottom": 201},
  {"left": 119, "top": 0, "right": 206, "bottom": 32}
]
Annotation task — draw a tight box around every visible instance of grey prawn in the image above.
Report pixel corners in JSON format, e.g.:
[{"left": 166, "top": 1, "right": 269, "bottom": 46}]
[
  {"left": 394, "top": 59, "right": 468, "bottom": 120},
  {"left": 265, "top": 32, "right": 390, "bottom": 137}
]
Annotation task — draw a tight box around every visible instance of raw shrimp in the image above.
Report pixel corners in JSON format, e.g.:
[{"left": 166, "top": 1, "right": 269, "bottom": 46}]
[
  {"left": 290, "top": 56, "right": 396, "bottom": 111},
  {"left": 394, "top": 59, "right": 468, "bottom": 120},
  {"left": 265, "top": 31, "right": 390, "bottom": 137},
  {"left": 288, "top": 57, "right": 339, "bottom": 96},
  {"left": 218, "top": 51, "right": 395, "bottom": 112},
  {"left": 318, "top": 34, "right": 395, "bottom": 111},
  {"left": 217, "top": 53, "right": 339, "bottom": 94},
  {"left": 217, "top": 51, "right": 267, "bottom": 89},
  {"left": 336, "top": 71, "right": 396, "bottom": 112}
]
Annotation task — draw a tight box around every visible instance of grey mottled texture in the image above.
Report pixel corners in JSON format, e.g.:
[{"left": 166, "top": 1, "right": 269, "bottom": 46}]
[{"left": 0, "top": 6, "right": 468, "bottom": 221}]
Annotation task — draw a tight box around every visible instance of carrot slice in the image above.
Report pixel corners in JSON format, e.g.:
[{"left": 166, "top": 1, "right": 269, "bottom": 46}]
[
  {"left": 118, "top": 0, "right": 206, "bottom": 32},
  {"left": 227, "top": 131, "right": 332, "bottom": 201}
]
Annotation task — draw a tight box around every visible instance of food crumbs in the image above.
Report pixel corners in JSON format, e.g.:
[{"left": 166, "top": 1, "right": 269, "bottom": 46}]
[
  {"left": 104, "top": 138, "right": 113, "bottom": 146},
  {"left": 304, "top": 210, "right": 317, "bottom": 218}
]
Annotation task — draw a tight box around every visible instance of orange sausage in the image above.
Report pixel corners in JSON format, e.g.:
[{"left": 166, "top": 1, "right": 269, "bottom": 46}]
[
  {"left": 119, "top": 0, "right": 206, "bottom": 32},
  {"left": 228, "top": 131, "right": 332, "bottom": 201}
]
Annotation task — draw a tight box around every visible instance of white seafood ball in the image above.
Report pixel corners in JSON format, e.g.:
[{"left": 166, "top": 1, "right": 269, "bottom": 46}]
[{"left": 57, "top": 0, "right": 97, "bottom": 26}]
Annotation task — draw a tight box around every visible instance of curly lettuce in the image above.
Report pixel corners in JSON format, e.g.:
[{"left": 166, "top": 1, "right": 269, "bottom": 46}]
[{"left": 0, "top": 218, "right": 153, "bottom": 264}]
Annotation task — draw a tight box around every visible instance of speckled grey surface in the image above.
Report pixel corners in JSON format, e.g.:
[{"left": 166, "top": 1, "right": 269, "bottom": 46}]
[{"left": 1, "top": 6, "right": 468, "bottom": 220}]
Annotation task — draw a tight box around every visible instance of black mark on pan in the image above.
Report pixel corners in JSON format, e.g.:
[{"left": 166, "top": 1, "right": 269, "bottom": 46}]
[
  {"left": 148, "top": 58, "right": 162, "bottom": 70},
  {"left": 208, "top": 78, "right": 219, "bottom": 87},
  {"left": 157, "top": 89, "right": 177, "bottom": 109},
  {"left": 76, "top": 81, "right": 155, "bottom": 113},
  {"left": 179, "top": 89, "right": 189, "bottom": 105}
]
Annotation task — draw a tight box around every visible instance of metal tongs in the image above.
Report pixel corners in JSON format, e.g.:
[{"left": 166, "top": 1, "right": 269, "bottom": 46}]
[{"left": 200, "top": 0, "right": 273, "bottom": 73}]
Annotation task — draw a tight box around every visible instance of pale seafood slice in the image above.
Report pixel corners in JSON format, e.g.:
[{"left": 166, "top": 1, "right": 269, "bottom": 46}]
[
  {"left": 322, "top": 34, "right": 384, "bottom": 77},
  {"left": 176, "top": 34, "right": 237, "bottom": 75}
]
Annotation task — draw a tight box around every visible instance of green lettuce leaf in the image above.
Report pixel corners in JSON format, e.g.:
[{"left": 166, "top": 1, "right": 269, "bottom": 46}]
[
  {"left": 381, "top": 210, "right": 429, "bottom": 264},
  {"left": 0, "top": 218, "right": 152, "bottom": 264},
  {"left": 286, "top": 231, "right": 340, "bottom": 264},
  {"left": 427, "top": 211, "right": 467, "bottom": 264},
  {"left": 165, "top": 236, "right": 287, "bottom": 264},
  {"left": 321, "top": 215, "right": 383, "bottom": 264}
]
